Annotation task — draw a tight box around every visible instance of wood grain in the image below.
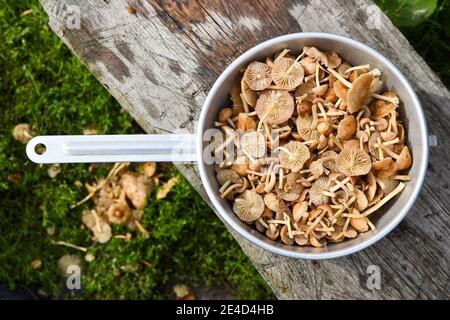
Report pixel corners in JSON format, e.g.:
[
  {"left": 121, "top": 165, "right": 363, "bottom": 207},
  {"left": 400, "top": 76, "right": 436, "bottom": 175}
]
[{"left": 40, "top": 0, "right": 449, "bottom": 299}]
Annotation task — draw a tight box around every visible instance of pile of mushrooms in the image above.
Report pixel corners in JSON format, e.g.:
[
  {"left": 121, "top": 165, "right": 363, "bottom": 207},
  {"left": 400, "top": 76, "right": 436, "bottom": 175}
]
[{"left": 210, "top": 47, "right": 412, "bottom": 247}]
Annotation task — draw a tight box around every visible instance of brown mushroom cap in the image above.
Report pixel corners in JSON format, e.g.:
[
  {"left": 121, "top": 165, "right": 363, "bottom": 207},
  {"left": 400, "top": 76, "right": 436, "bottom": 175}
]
[
  {"left": 296, "top": 115, "right": 320, "bottom": 141},
  {"left": 333, "top": 80, "right": 348, "bottom": 103},
  {"left": 271, "top": 57, "right": 304, "bottom": 90},
  {"left": 304, "top": 46, "right": 328, "bottom": 66},
  {"left": 264, "top": 193, "right": 287, "bottom": 213},
  {"left": 240, "top": 131, "right": 266, "bottom": 158},
  {"left": 337, "top": 115, "right": 357, "bottom": 140},
  {"left": 280, "top": 225, "right": 295, "bottom": 245},
  {"left": 244, "top": 61, "right": 273, "bottom": 91},
  {"left": 372, "top": 157, "right": 397, "bottom": 178},
  {"left": 310, "top": 176, "right": 330, "bottom": 206},
  {"left": 396, "top": 146, "right": 412, "bottom": 171},
  {"left": 293, "top": 201, "right": 308, "bottom": 222},
  {"left": 255, "top": 90, "right": 294, "bottom": 125},
  {"left": 321, "top": 150, "right": 338, "bottom": 170},
  {"left": 278, "top": 141, "right": 311, "bottom": 172},
  {"left": 325, "top": 52, "right": 342, "bottom": 69},
  {"left": 241, "top": 77, "right": 257, "bottom": 107},
  {"left": 216, "top": 169, "right": 241, "bottom": 185},
  {"left": 366, "top": 172, "right": 377, "bottom": 202},
  {"left": 295, "top": 78, "right": 315, "bottom": 102},
  {"left": 232, "top": 190, "right": 265, "bottom": 222},
  {"left": 347, "top": 73, "right": 373, "bottom": 114},
  {"left": 335, "top": 149, "right": 372, "bottom": 176},
  {"left": 300, "top": 56, "right": 316, "bottom": 75}
]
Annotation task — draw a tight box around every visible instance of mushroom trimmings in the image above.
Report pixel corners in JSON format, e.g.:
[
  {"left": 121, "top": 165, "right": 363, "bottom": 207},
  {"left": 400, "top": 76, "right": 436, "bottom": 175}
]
[{"left": 210, "top": 46, "right": 413, "bottom": 247}]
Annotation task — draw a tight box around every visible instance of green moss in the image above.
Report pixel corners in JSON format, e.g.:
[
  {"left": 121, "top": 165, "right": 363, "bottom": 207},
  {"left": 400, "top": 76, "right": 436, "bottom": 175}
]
[{"left": 0, "top": 0, "right": 274, "bottom": 299}]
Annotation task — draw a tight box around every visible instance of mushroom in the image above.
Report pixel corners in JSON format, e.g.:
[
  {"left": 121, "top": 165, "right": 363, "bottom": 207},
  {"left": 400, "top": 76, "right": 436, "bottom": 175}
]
[
  {"left": 300, "top": 56, "right": 316, "bottom": 75},
  {"left": 372, "top": 157, "right": 397, "bottom": 178},
  {"left": 278, "top": 141, "right": 310, "bottom": 172},
  {"left": 231, "top": 156, "right": 250, "bottom": 177},
  {"left": 297, "top": 100, "right": 313, "bottom": 116},
  {"left": 366, "top": 172, "right": 377, "bottom": 202},
  {"left": 244, "top": 61, "right": 273, "bottom": 90},
  {"left": 296, "top": 115, "right": 320, "bottom": 141},
  {"left": 271, "top": 57, "right": 304, "bottom": 90},
  {"left": 216, "top": 169, "right": 241, "bottom": 185},
  {"left": 293, "top": 201, "right": 309, "bottom": 223},
  {"left": 349, "top": 208, "right": 369, "bottom": 232},
  {"left": 343, "top": 139, "right": 362, "bottom": 151},
  {"left": 236, "top": 113, "right": 256, "bottom": 131},
  {"left": 396, "top": 146, "right": 412, "bottom": 171},
  {"left": 232, "top": 190, "right": 264, "bottom": 222},
  {"left": 107, "top": 197, "right": 132, "bottom": 225},
  {"left": 321, "top": 150, "right": 338, "bottom": 170},
  {"left": 335, "top": 149, "right": 371, "bottom": 176},
  {"left": 12, "top": 123, "right": 35, "bottom": 144},
  {"left": 337, "top": 115, "right": 356, "bottom": 140},
  {"left": 325, "top": 52, "right": 342, "bottom": 69},
  {"left": 241, "top": 77, "right": 257, "bottom": 107},
  {"left": 304, "top": 46, "right": 328, "bottom": 66},
  {"left": 240, "top": 131, "right": 266, "bottom": 158},
  {"left": 264, "top": 193, "right": 287, "bottom": 213},
  {"left": 333, "top": 80, "right": 348, "bottom": 103},
  {"left": 82, "top": 210, "right": 112, "bottom": 243},
  {"left": 255, "top": 90, "right": 294, "bottom": 125},
  {"left": 280, "top": 225, "right": 295, "bottom": 245},
  {"left": 310, "top": 177, "right": 330, "bottom": 206},
  {"left": 347, "top": 73, "right": 373, "bottom": 114},
  {"left": 377, "top": 177, "right": 400, "bottom": 196},
  {"left": 120, "top": 173, "right": 152, "bottom": 209},
  {"left": 354, "top": 189, "right": 368, "bottom": 211},
  {"left": 266, "top": 224, "right": 280, "bottom": 240},
  {"left": 218, "top": 107, "right": 233, "bottom": 123},
  {"left": 295, "top": 78, "right": 315, "bottom": 102},
  {"left": 312, "top": 84, "right": 328, "bottom": 96}
]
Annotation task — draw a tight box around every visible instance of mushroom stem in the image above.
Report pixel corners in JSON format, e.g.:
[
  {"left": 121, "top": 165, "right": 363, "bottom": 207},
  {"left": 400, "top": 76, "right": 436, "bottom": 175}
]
[
  {"left": 392, "top": 175, "right": 412, "bottom": 181},
  {"left": 317, "top": 102, "right": 328, "bottom": 122},
  {"left": 240, "top": 93, "right": 249, "bottom": 113},
  {"left": 275, "top": 146, "right": 294, "bottom": 157},
  {"left": 305, "top": 211, "right": 326, "bottom": 237},
  {"left": 219, "top": 180, "right": 232, "bottom": 193},
  {"left": 344, "top": 64, "right": 370, "bottom": 74},
  {"left": 264, "top": 172, "right": 277, "bottom": 193},
  {"left": 258, "top": 218, "right": 269, "bottom": 229},
  {"left": 227, "top": 118, "right": 236, "bottom": 129},
  {"left": 334, "top": 98, "right": 342, "bottom": 109},
  {"left": 310, "top": 103, "right": 319, "bottom": 129},
  {"left": 315, "top": 62, "right": 321, "bottom": 87},
  {"left": 379, "top": 144, "right": 400, "bottom": 160},
  {"left": 382, "top": 137, "right": 399, "bottom": 146},
  {"left": 220, "top": 183, "right": 243, "bottom": 198},
  {"left": 278, "top": 168, "right": 284, "bottom": 189},
  {"left": 371, "top": 93, "right": 399, "bottom": 105},
  {"left": 327, "top": 68, "right": 352, "bottom": 88},
  {"left": 330, "top": 177, "right": 351, "bottom": 193},
  {"left": 362, "top": 182, "right": 405, "bottom": 216}
]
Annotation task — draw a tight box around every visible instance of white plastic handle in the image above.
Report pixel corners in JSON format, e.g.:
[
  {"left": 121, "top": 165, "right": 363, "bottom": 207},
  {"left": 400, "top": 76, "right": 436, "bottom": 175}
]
[{"left": 26, "top": 134, "right": 197, "bottom": 163}]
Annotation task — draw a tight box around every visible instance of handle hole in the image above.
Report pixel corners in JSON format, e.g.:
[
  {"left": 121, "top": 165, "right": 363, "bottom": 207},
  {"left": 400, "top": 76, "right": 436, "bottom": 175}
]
[{"left": 35, "top": 143, "right": 46, "bottom": 155}]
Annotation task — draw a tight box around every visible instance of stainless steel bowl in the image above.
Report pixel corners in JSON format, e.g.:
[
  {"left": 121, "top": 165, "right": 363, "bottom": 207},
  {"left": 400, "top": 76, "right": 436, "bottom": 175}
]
[{"left": 196, "top": 32, "right": 428, "bottom": 259}]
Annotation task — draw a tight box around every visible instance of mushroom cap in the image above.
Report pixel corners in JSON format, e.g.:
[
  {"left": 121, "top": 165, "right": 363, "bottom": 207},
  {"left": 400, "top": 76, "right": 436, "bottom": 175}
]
[
  {"left": 13, "top": 123, "right": 35, "bottom": 144},
  {"left": 325, "top": 52, "right": 342, "bottom": 69},
  {"left": 366, "top": 172, "right": 377, "bottom": 202},
  {"left": 347, "top": 73, "right": 373, "bottom": 114},
  {"left": 216, "top": 169, "right": 241, "bottom": 185},
  {"left": 372, "top": 157, "right": 397, "bottom": 178},
  {"left": 335, "top": 149, "right": 372, "bottom": 176},
  {"left": 320, "top": 150, "right": 338, "bottom": 170},
  {"left": 230, "top": 82, "right": 244, "bottom": 108},
  {"left": 279, "top": 141, "right": 311, "bottom": 172},
  {"left": 244, "top": 61, "right": 273, "bottom": 91},
  {"left": 310, "top": 176, "right": 330, "bottom": 206},
  {"left": 304, "top": 46, "right": 328, "bottom": 66},
  {"left": 283, "top": 172, "right": 304, "bottom": 194},
  {"left": 396, "top": 146, "right": 412, "bottom": 171},
  {"left": 272, "top": 57, "right": 304, "bottom": 90},
  {"left": 354, "top": 188, "right": 369, "bottom": 211},
  {"left": 107, "top": 201, "right": 132, "bottom": 225},
  {"left": 255, "top": 90, "right": 294, "bottom": 125},
  {"left": 293, "top": 201, "right": 308, "bottom": 222},
  {"left": 295, "top": 115, "right": 320, "bottom": 141},
  {"left": 338, "top": 62, "right": 351, "bottom": 79},
  {"left": 263, "top": 192, "right": 287, "bottom": 213},
  {"left": 312, "top": 84, "right": 328, "bottom": 96},
  {"left": 333, "top": 80, "right": 348, "bottom": 102},
  {"left": 280, "top": 225, "right": 295, "bottom": 245},
  {"left": 240, "top": 131, "right": 266, "bottom": 158},
  {"left": 378, "top": 177, "right": 400, "bottom": 196},
  {"left": 300, "top": 56, "right": 316, "bottom": 75},
  {"left": 241, "top": 77, "right": 257, "bottom": 107},
  {"left": 294, "top": 78, "right": 315, "bottom": 102},
  {"left": 337, "top": 115, "right": 357, "bottom": 140},
  {"left": 368, "top": 132, "right": 382, "bottom": 159},
  {"left": 232, "top": 190, "right": 265, "bottom": 222}
]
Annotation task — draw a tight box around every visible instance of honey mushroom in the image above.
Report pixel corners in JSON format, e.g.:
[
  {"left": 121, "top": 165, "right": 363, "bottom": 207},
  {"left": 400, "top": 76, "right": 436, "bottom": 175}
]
[{"left": 210, "top": 46, "right": 413, "bottom": 247}]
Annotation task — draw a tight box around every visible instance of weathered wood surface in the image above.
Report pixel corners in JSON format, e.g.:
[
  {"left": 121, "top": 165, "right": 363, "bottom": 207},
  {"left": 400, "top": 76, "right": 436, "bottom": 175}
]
[{"left": 40, "top": 0, "right": 449, "bottom": 299}]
